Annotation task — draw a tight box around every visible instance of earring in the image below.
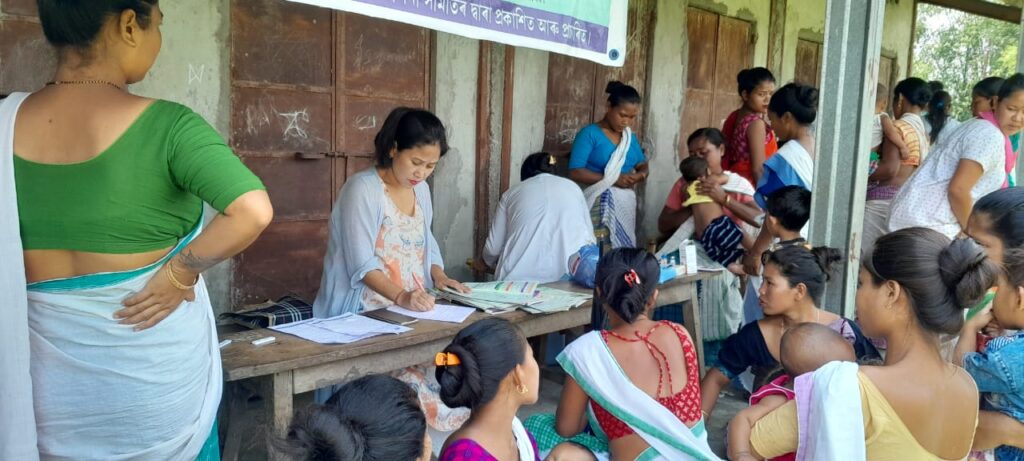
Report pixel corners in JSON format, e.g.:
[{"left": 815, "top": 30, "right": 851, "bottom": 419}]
[{"left": 517, "top": 384, "right": 528, "bottom": 395}]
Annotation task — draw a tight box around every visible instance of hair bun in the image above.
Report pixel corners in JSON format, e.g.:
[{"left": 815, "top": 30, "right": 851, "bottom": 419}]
[
  {"left": 810, "top": 246, "right": 842, "bottom": 280},
  {"left": 797, "top": 86, "right": 819, "bottom": 110},
  {"left": 938, "top": 238, "right": 998, "bottom": 309},
  {"left": 436, "top": 343, "right": 483, "bottom": 409},
  {"left": 606, "top": 80, "right": 626, "bottom": 94},
  {"left": 284, "top": 405, "right": 363, "bottom": 461},
  {"left": 336, "top": 418, "right": 367, "bottom": 461},
  {"left": 736, "top": 69, "right": 750, "bottom": 85}
]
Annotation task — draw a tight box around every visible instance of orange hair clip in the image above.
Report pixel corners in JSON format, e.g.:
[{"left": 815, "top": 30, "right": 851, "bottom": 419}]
[{"left": 435, "top": 352, "right": 461, "bottom": 367}]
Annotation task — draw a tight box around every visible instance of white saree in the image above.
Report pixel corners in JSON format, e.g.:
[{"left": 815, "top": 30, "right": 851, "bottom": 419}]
[{"left": 2, "top": 93, "right": 221, "bottom": 460}]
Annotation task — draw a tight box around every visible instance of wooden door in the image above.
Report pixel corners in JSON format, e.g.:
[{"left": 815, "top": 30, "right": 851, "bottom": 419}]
[
  {"left": 230, "top": 0, "right": 431, "bottom": 307},
  {"left": 680, "top": 8, "right": 753, "bottom": 156},
  {"left": 542, "top": 0, "right": 654, "bottom": 155},
  {"left": 878, "top": 55, "right": 895, "bottom": 94},
  {"left": 795, "top": 39, "right": 823, "bottom": 88},
  {"left": 712, "top": 17, "right": 754, "bottom": 133}
]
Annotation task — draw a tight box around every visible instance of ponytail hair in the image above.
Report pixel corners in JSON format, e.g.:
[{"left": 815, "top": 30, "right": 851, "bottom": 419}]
[
  {"left": 605, "top": 81, "right": 641, "bottom": 107},
  {"left": 865, "top": 228, "right": 1000, "bottom": 335},
  {"left": 373, "top": 107, "right": 449, "bottom": 168},
  {"left": 926, "top": 91, "right": 951, "bottom": 144},
  {"left": 436, "top": 318, "right": 527, "bottom": 409},
  {"left": 595, "top": 248, "right": 661, "bottom": 323},
  {"left": 763, "top": 245, "right": 842, "bottom": 305},
  {"left": 281, "top": 374, "right": 426, "bottom": 461}
]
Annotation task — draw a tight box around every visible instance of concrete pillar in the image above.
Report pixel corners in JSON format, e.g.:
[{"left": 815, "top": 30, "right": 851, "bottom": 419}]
[
  {"left": 1016, "top": 12, "right": 1024, "bottom": 184},
  {"left": 640, "top": 0, "right": 688, "bottom": 240},
  {"left": 809, "top": 0, "right": 885, "bottom": 316},
  {"left": 432, "top": 33, "right": 480, "bottom": 283}
]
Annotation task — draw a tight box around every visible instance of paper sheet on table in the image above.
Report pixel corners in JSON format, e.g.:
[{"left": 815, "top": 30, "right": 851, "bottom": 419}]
[
  {"left": 521, "top": 287, "right": 592, "bottom": 314},
  {"left": 387, "top": 304, "right": 475, "bottom": 323},
  {"left": 271, "top": 313, "right": 411, "bottom": 344}
]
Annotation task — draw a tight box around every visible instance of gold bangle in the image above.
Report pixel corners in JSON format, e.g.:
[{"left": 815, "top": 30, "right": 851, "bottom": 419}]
[{"left": 165, "top": 262, "right": 197, "bottom": 290}]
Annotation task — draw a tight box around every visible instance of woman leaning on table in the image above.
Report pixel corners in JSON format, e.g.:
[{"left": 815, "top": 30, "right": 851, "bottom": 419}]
[
  {"left": 312, "top": 106, "right": 472, "bottom": 449},
  {"left": 1, "top": 1, "right": 272, "bottom": 460}
]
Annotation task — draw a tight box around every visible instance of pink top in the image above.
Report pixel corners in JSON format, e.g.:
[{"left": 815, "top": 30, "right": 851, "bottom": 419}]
[
  {"left": 750, "top": 375, "right": 797, "bottom": 461},
  {"left": 440, "top": 435, "right": 541, "bottom": 461}
]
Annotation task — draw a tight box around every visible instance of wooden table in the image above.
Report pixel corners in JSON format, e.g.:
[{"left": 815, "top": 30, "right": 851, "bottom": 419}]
[{"left": 219, "top": 275, "right": 715, "bottom": 460}]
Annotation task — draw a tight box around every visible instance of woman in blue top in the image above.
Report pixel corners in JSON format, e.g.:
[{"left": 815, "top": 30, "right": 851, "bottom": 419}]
[{"left": 569, "top": 81, "right": 649, "bottom": 249}]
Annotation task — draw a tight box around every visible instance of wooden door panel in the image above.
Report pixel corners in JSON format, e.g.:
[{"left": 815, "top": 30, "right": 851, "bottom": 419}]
[
  {"left": 544, "top": 105, "right": 594, "bottom": 154},
  {"left": 230, "top": 0, "right": 332, "bottom": 86},
  {"left": 230, "top": 8, "right": 433, "bottom": 308},
  {"left": 339, "top": 95, "right": 419, "bottom": 156},
  {"left": 242, "top": 156, "right": 333, "bottom": 222},
  {"left": 879, "top": 55, "right": 895, "bottom": 92},
  {"left": 233, "top": 220, "right": 329, "bottom": 305},
  {"left": 543, "top": 0, "right": 654, "bottom": 154},
  {"left": 340, "top": 14, "right": 430, "bottom": 100},
  {"left": 686, "top": 8, "right": 718, "bottom": 91},
  {"left": 795, "top": 39, "right": 822, "bottom": 87},
  {"left": 714, "top": 17, "right": 752, "bottom": 97},
  {"left": 543, "top": 53, "right": 598, "bottom": 154},
  {"left": 1, "top": 0, "right": 37, "bottom": 16},
  {"left": 681, "top": 9, "right": 751, "bottom": 157},
  {"left": 682, "top": 89, "right": 714, "bottom": 153},
  {"left": 230, "top": 87, "right": 333, "bottom": 153},
  {"left": 712, "top": 92, "right": 741, "bottom": 132},
  {"left": 593, "top": 0, "right": 655, "bottom": 133}
]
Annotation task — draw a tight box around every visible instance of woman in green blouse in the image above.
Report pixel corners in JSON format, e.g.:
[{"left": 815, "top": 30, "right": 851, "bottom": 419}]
[{"left": 0, "top": 2, "right": 271, "bottom": 460}]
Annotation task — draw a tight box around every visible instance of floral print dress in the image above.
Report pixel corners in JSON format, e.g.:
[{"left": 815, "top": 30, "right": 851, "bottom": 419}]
[{"left": 362, "top": 194, "right": 470, "bottom": 431}]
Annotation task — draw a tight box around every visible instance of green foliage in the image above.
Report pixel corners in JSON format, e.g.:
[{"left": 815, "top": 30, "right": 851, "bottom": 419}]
[{"left": 913, "top": 4, "right": 1020, "bottom": 120}]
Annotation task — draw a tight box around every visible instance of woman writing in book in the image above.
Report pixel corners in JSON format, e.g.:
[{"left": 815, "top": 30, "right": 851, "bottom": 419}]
[
  {"left": 314, "top": 107, "right": 470, "bottom": 317},
  {"left": 313, "top": 107, "right": 472, "bottom": 449}
]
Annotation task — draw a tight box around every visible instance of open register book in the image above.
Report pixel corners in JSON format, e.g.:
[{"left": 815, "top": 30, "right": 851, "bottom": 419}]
[{"left": 435, "top": 281, "right": 591, "bottom": 315}]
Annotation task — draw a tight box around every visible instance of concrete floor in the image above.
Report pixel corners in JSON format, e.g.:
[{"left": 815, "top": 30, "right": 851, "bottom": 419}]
[{"left": 231, "top": 366, "right": 747, "bottom": 460}]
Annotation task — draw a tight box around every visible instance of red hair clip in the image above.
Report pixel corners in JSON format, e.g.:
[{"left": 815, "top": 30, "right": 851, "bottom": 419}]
[{"left": 624, "top": 269, "right": 642, "bottom": 287}]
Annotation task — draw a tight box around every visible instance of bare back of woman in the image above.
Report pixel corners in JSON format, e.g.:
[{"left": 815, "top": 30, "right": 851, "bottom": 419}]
[{"left": 15, "top": 87, "right": 169, "bottom": 282}]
